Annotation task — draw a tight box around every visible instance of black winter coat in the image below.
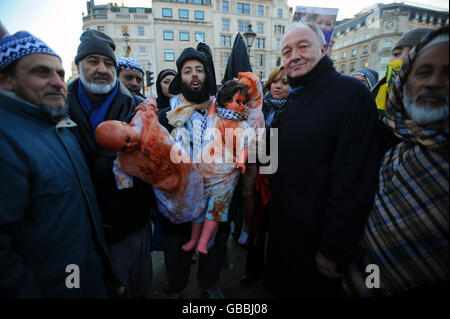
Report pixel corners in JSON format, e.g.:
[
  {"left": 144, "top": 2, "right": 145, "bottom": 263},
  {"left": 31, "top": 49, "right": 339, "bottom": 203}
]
[
  {"left": 67, "top": 80, "right": 155, "bottom": 243},
  {"left": 266, "top": 70, "right": 380, "bottom": 286}
]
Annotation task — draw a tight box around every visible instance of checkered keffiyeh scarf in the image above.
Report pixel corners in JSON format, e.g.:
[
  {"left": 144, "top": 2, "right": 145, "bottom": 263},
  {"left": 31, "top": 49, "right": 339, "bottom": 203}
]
[
  {"left": 383, "top": 27, "right": 449, "bottom": 151},
  {"left": 343, "top": 27, "right": 449, "bottom": 297},
  {"left": 262, "top": 91, "right": 287, "bottom": 128}
]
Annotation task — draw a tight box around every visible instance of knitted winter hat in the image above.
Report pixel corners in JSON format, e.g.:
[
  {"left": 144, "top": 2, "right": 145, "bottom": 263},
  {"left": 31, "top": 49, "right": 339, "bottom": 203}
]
[
  {"left": 117, "top": 58, "right": 144, "bottom": 75},
  {"left": 0, "top": 31, "right": 61, "bottom": 70},
  {"left": 75, "top": 30, "right": 116, "bottom": 66},
  {"left": 351, "top": 68, "right": 379, "bottom": 89},
  {"left": 393, "top": 28, "right": 433, "bottom": 50}
]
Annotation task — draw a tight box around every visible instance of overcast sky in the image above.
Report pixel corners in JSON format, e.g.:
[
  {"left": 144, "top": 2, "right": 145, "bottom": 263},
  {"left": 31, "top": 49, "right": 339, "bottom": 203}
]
[{"left": 1, "top": 0, "right": 448, "bottom": 79}]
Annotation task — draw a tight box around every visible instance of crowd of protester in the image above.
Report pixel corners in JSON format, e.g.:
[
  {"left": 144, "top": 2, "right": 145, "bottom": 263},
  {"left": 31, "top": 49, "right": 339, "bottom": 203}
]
[{"left": 0, "top": 18, "right": 448, "bottom": 299}]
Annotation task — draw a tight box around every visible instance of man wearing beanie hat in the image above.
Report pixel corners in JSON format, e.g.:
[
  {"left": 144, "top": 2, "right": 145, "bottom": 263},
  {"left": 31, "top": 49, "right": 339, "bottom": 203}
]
[
  {"left": 116, "top": 57, "right": 146, "bottom": 100},
  {"left": 158, "top": 47, "right": 228, "bottom": 299},
  {"left": 67, "top": 29, "right": 155, "bottom": 298},
  {"left": 0, "top": 31, "right": 110, "bottom": 298},
  {"left": 351, "top": 68, "right": 379, "bottom": 89}
]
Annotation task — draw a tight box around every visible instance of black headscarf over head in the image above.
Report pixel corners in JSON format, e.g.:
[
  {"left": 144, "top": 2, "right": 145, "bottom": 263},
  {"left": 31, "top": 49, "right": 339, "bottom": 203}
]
[
  {"left": 156, "top": 69, "right": 177, "bottom": 108},
  {"left": 168, "top": 47, "right": 215, "bottom": 103}
]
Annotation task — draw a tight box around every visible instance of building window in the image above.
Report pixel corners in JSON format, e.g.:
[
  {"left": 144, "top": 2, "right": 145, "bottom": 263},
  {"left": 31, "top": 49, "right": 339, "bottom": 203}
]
[
  {"left": 238, "top": 22, "right": 250, "bottom": 32},
  {"left": 223, "top": 51, "right": 230, "bottom": 64},
  {"left": 195, "top": 32, "right": 205, "bottom": 42},
  {"left": 194, "top": 0, "right": 202, "bottom": 4},
  {"left": 350, "top": 62, "right": 355, "bottom": 72},
  {"left": 256, "top": 54, "right": 264, "bottom": 67},
  {"left": 258, "top": 5, "right": 264, "bottom": 16},
  {"left": 363, "top": 46, "right": 368, "bottom": 54},
  {"left": 194, "top": 10, "right": 204, "bottom": 20},
  {"left": 180, "top": 30, "right": 189, "bottom": 41},
  {"left": 383, "top": 41, "right": 392, "bottom": 49},
  {"left": 380, "top": 56, "right": 390, "bottom": 66},
  {"left": 237, "top": 3, "right": 250, "bottom": 14},
  {"left": 223, "top": 20, "right": 230, "bottom": 31},
  {"left": 163, "top": 30, "right": 174, "bottom": 40},
  {"left": 361, "top": 60, "right": 368, "bottom": 68},
  {"left": 276, "top": 38, "right": 281, "bottom": 49},
  {"left": 353, "top": 37, "right": 358, "bottom": 43},
  {"left": 352, "top": 48, "right": 357, "bottom": 57},
  {"left": 343, "top": 41, "right": 348, "bottom": 47},
  {"left": 340, "top": 65, "right": 345, "bottom": 73},
  {"left": 278, "top": 8, "right": 282, "bottom": 18},
  {"left": 258, "top": 23, "right": 264, "bottom": 33},
  {"left": 137, "top": 8, "right": 145, "bottom": 14},
  {"left": 179, "top": 9, "right": 188, "bottom": 19},
  {"left": 275, "top": 25, "right": 283, "bottom": 35},
  {"left": 162, "top": 8, "right": 172, "bottom": 18},
  {"left": 342, "top": 51, "right": 347, "bottom": 59},
  {"left": 276, "top": 56, "right": 281, "bottom": 66},
  {"left": 255, "top": 38, "right": 265, "bottom": 49},
  {"left": 164, "top": 49, "right": 175, "bottom": 61},
  {"left": 222, "top": 0, "right": 229, "bottom": 12},
  {"left": 333, "top": 54, "right": 338, "bottom": 62},
  {"left": 139, "top": 46, "right": 146, "bottom": 53},
  {"left": 97, "top": 26, "right": 104, "bottom": 32},
  {"left": 138, "top": 26, "right": 145, "bottom": 36},
  {"left": 365, "top": 33, "right": 371, "bottom": 40},
  {"left": 220, "top": 35, "right": 231, "bottom": 47}
]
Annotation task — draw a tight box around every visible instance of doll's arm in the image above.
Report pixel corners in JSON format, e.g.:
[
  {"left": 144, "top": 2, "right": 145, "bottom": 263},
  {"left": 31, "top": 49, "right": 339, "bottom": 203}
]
[{"left": 207, "top": 98, "right": 217, "bottom": 116}]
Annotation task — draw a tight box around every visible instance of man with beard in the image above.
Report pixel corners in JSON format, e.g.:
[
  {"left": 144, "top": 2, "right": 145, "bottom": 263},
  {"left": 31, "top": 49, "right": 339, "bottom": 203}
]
[
  {"left": 264, "top": 23, "right": 380, "bottom": 298},
  {"left": 0, "top": 31, "right": 110, "bottom": 298},
  {"left": 67, "top": 30, "right": 155, "bottom": 298},
  {"left": 158, "top": 47, "right": 227, "bottom": 299},
  {"left": 344, "top": 26, "right": 449, "bottom": 299},
  {"left": 116, "top": 58, "right": 146, "bottom": 102}
]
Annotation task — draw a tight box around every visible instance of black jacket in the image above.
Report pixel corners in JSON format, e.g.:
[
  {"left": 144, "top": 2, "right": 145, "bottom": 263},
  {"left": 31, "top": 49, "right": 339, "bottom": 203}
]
[
  {"left": 67, "top": 80, "right": 154, "bottom": 243},
  {"left": 266, "top": 70, "right": 380, "bottom": 285}
]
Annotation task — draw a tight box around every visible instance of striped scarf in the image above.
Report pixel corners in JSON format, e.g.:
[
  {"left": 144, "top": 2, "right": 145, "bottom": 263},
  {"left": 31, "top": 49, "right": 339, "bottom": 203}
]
[
  {"left": 262, "top": 91, "right": 287, "bottom": 128},
  {"left": 343, "top": 27, "right": 449, "bottom": 297}
]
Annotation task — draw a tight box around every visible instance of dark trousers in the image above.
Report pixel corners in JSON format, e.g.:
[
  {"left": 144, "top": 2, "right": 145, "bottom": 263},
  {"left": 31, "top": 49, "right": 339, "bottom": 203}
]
[
  {"left": 244, "top": 232, "right": 266, "bottom": 280},
  {"left": 163, "top": 221, "right": 231, "bottom": 293}
]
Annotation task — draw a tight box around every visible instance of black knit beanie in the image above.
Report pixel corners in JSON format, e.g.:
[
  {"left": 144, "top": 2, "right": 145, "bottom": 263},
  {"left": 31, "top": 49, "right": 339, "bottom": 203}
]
[{"left": 75, "top": 30, "right": 117, "bottom": 66}]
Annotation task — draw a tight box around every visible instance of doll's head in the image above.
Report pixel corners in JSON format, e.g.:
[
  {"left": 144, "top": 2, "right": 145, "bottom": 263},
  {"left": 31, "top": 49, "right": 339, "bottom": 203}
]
[
  {"left": 217, "top": 80, "right": 249, "bottom": 113},
  {"left": 95, "top": 120, "right": 140, "bottom": 152}
]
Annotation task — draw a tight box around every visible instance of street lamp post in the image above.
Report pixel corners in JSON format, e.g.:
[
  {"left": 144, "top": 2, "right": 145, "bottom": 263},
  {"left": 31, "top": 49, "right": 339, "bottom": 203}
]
[
  {"left": 123, "top": 32, "right": 130, "bottom": 57},
  {"left": 243, "top": 24, "right": 256, "bottom": 55}
]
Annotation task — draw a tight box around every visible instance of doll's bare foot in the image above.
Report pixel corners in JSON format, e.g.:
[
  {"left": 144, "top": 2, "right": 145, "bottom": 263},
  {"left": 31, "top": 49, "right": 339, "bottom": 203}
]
[
  {"left": 197, "top": 240, "right": 209, "bottom": 254},
  {"left": 182, "top": 240, "right": 198, "bottom": 252}
]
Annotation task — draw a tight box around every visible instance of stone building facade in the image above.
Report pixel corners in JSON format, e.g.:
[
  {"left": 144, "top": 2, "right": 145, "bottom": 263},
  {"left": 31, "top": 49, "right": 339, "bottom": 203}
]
[
  {"left": 329, "top": 3, "right": 449, "bottom": 78},
  {"left": 80, "top": 0, "right": 291, "bottom": 87}
]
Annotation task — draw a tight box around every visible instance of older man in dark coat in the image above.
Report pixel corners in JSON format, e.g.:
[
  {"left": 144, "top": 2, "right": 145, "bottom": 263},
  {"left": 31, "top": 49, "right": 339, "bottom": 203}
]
[{"left": 264, "top": 22, "right": 380, "bottom": 298}]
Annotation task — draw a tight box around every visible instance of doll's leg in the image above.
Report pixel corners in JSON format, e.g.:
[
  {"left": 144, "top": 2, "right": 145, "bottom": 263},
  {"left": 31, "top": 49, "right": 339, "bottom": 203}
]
[
  {"left": 182, "top": 222, "right": 203, "bottom": 252},
  {"left": 197, "top": 218, "right": 219, "bottom": 255}
]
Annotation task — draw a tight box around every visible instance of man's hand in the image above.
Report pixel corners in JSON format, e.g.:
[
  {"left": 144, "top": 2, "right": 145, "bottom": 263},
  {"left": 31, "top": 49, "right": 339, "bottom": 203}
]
[
  {"left": 315, "top": 251, "right": 341, "bottom": 279},
  {"left": 236, "top": 163, "right": 246, "bottom": 174}
]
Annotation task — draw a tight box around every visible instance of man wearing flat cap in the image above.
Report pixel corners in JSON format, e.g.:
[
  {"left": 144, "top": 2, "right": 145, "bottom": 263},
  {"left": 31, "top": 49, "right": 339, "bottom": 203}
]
[
  {"left": 0, "top": 30, "right": 110, "bottom": 298},
  {"left": 67, "top": 29, "right": 155, "bottom": 298}
]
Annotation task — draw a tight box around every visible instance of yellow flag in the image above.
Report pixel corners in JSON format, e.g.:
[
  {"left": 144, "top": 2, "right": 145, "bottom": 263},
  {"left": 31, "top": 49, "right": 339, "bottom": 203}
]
[{"left": 376, "top": 59, "right": 403, "bottom": 118}]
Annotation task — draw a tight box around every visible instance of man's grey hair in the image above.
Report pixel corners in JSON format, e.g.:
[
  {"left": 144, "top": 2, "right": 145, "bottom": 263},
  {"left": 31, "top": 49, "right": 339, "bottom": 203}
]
[{"left": 283, "top": 22, "right": 326, "bottom": 47}]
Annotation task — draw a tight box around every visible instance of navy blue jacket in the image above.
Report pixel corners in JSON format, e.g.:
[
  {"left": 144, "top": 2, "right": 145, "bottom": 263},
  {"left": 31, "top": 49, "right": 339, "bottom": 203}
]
[
  {"left": 67, "top": 80, "right": 154, "bottom": 243},
  {"left": 0, "top": 90, "right": 110, "bottom": 298},
  {"left": 266, "top": 70, "right": 380, "bottom": 284}
]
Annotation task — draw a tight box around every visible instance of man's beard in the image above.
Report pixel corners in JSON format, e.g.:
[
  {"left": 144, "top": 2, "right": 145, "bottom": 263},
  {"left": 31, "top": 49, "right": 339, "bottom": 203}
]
[
  {"left": 42, "top": 103, "right": 69, "bottom": 123},
  {"left": 403, "top": 86, "right": 449, "bottom": 125},
  {"left": 181, "top": 80, "right": 210, "bottom": 104},
  {"left": 79, "top": 62, "right": 116, "bottom": 94}
]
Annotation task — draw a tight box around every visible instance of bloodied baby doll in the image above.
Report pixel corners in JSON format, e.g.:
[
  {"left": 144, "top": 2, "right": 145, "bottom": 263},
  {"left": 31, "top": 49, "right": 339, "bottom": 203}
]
[
  {"left": 95, "top": 97, "right": 204, "bottom": 224},
  {"left": 182, "top": 80, "right": 253, "bottom": 254}
]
